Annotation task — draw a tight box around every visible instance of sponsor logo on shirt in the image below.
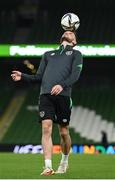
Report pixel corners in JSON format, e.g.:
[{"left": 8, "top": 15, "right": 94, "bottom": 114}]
[{"left": 51, "top": 53, "right": 55, "bottom": 56}]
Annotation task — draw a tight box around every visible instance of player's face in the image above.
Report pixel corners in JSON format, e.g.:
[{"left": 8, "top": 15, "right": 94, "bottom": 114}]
[{"left": 61, "top": 31, "right": 77, "bottom": 46}]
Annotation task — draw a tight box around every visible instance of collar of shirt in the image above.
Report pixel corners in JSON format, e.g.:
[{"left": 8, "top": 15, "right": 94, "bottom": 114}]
[{"left": 59, "top": 45, "right": 73, "bottom": 51}]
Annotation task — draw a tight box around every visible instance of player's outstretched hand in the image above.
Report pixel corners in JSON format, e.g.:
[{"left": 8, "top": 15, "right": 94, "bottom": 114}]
[
  {"left": 11, "top": 71, "right": 22, "bottom": 81},
  {"left": 51, "top": 85, "right": 63, "bottom": 95}
]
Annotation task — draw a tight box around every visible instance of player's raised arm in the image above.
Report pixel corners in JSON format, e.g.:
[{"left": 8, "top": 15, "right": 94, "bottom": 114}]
[{"left": 11, "top": 53, "right": 47, "bottom": 83}]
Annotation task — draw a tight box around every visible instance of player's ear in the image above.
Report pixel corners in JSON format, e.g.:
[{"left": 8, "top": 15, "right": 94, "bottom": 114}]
[
  {"left": 60, "top": 33, "right": 65, "bottom": 44},
  {"left": 60, "top": 36, "right": 63, "bottom": 44}
]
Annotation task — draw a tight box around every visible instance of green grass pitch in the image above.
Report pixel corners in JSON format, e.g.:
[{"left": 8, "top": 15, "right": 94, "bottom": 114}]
[{"left": 0, "top": 153, "right": 115, "bottom": 179}]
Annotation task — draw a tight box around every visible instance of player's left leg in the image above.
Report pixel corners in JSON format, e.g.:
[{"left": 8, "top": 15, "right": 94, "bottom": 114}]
[
  {"left": 56, "top": 125, "right": 71, "bottom": 173},
  {"left": 55, "top": 95, "right": 72, "bottom": 173}
]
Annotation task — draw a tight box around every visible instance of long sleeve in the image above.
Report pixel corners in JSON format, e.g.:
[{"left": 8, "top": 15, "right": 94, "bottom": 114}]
[
  {"left": 21, "top": 53, "right": 47, "bottom": 83},
  {"left": 59, "top": 50, "right": 83, "bottom": 88}
]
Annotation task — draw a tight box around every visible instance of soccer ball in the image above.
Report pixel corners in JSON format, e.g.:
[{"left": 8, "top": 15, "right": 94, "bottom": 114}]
[{"left": 61, "top": 13, "right": 80, "bottom": 31}]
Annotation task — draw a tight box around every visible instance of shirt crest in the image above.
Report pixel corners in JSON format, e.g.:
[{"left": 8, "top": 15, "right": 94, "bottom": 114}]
[{"left": 66, "top": 51, "right": 73, "bottom": 56}]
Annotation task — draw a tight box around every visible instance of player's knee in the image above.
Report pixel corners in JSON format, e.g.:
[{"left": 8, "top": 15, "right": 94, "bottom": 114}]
[
  {"left": 42, "top": 121, "right": 52, "bottom": 136},
  {"left": 60, "top": 128, "right": 69, "bottom": 139}
]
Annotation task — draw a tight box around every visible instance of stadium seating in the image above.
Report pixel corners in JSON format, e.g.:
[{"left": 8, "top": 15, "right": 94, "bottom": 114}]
[
  {"left": 0, "top": 0, "right": 115, "bottom": 44},
  {"left": 0, "top": 81, "right": 14, "bottom": 115},
  {"left": 71, "top": 85, "right": 115, "bottom": 143},
  {"left": 70, "top": 106, "right": 115, "bottom": 143}
]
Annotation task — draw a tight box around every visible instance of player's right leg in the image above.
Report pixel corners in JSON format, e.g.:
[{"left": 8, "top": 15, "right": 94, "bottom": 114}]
[
  {"left": 38, "top": 94, "right": 55, "bottom": 176},
  {"left": 41, "top": 119, "right": 55, "bottom": 176}
]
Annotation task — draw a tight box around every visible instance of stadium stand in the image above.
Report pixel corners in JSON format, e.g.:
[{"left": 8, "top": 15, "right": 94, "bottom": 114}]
[
  {"left": 0, "top": 81, "right": 14, "bottom": 115},
  {"left": 70, "top": 107, "right": 115, "bottom": 143},
  {"left": 0, "top": 0, "right": 115, "bottom": 43}
]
